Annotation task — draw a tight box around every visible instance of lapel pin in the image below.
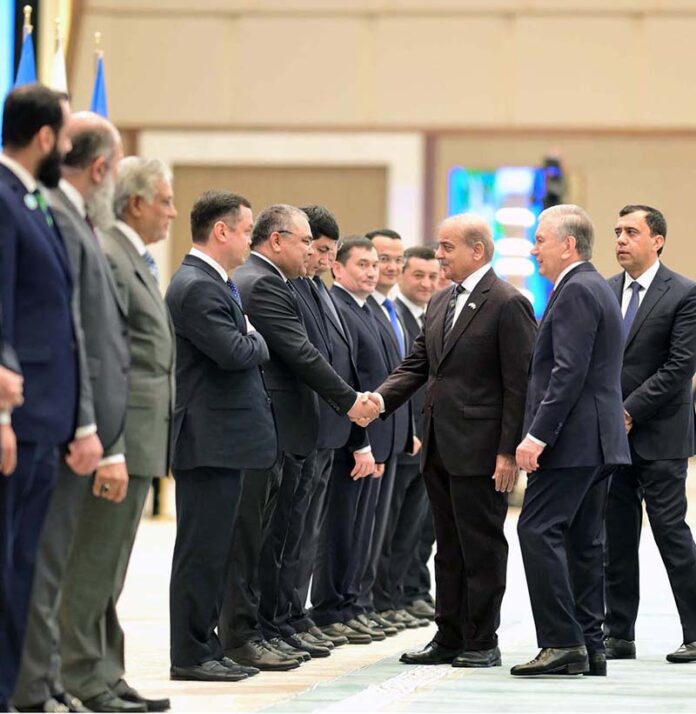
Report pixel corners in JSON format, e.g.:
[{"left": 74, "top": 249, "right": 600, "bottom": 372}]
[
  {"left": 24, "top": 193, "right": 38, "bottom": 210},
  {"left": 467, "top": 302, "right": 476, "bottom": 310}
]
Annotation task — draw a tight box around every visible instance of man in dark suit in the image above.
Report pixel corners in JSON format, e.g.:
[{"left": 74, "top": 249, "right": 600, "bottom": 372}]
[
  {"left": 220, "top": 206, "right": 379, "bottom": 670},
  {"left": 0, "top": 83, "right": 78, "bottom": 713},
  {"left": 59, "top": 157, "right": 176, "bottom": 712},
  {"left": 513, "top": 204, "right": 631, "bottom": 678},
  {"left": 373, "top": 246, "right": 440, "bottom": 624},
  {"left": 604, "top": 205, "right": 696, "bottom": 664},
  {"left": 367, "top": 215, "right": 536, "bottom": 668},
  {"left": 13, "top": 113, "right": 137, "bottom": 714},
  {"left": 166, "top": 190, "right": 276, "bottom": 683}
]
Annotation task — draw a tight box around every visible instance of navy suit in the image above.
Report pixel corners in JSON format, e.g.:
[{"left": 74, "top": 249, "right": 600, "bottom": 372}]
[
  {"left": 0, "top": 165, "right": 77, "bottom": 706},
  {"left": 518, "top": 262, "right": 630, "bottom": 652},
  {"left": 605, "top": 264, "right": 696, "bottom": 645},
  {"left": 166, "top": 254, "right": 276, "bottom": 666}
]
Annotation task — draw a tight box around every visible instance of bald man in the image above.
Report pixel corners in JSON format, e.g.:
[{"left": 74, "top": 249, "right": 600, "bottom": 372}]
[{"left": 372, "top": 215, "right": 537, "bottom": 668}]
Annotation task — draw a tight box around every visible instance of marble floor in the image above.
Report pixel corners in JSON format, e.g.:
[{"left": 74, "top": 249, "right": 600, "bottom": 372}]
[{"left": 118, "top": 488, "right": 696, "bottom": 713}]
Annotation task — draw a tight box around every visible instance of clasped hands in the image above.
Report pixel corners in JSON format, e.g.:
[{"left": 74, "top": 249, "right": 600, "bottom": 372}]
[{"left": 347, "top": 392, "right": 382, "bottom": 427}]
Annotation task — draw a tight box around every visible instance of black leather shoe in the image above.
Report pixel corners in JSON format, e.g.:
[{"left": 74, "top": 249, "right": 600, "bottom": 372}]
[
  {"left": 511, "top": 647, "right": 589, "bottom": 676},
  {"left": 405, "top": 599, "right": 436, "bottom": 621},
  {"left": 452, "top": 646, "right": 501, "bottom": 668},
  {"left": 112, "top": 681, "right": 170, "bottom": 712},
  {"left": 367, "top": 613, "right": 399, "bottom": 636},
  {"left": 82, "top": 692, "right": 147, "bottom": 712},
  {"left": 398, "top": 609, "right": 429, "bottom": 628},
  {"left": 586, "top": 652, "right": 607, "bottom": 676},
  {"left": 267, "top": 637, "right": 310, "bottom": 662},
  {"left": 301, "top": 630, "right": 334, "bottom": 649},
  {"left": 400, "top": 640, "right": 462, "bottom": 665},
  {"left": 321, "top": 622, "right": 372, "bottom": 645},
  {"left": 226, "top": 640, "right": 301, "bottom": 670},
  {"left": 220, "top": 657, "right": 260, "bottom": 677},
  {"left": 284, "top": 633, "right": 331, "bottom": 658},
  {"left": 666, "top": 642, "right": 696, "bottom": 663},
  {"left": 310, "top": 625, "right": 346, "bottom": 647},
  {"left": 604, "top": 637, "right": 636, "bottom": 660},
  {"left": 170, "top": 659, "right": 248, "bottom": 682},
  {"left": 347, "top": 617, "right": 386, "bottom": 641}
]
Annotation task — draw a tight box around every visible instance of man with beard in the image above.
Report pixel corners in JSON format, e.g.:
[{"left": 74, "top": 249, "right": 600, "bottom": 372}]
[
  {"left": 0, "top": 83, "right": 78, "bottom": 713},
  {"left": 13, "top": 114, "right": 140, "bottom": 713}
]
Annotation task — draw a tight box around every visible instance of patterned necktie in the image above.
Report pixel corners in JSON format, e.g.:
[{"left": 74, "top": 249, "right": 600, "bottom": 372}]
[
  {"left": 382, "top": 297, "right": 406, "bottom": 357},
  {"left": 443, "top": 283, "right": 466, "bottom": 340},
  {"left": 226, "top": 278, "right": 243, "bottom": 308},
  {"left": 142, "top": 250, "right": 160, "bottom": 285},
  {"left": 33, "top": 189, "right": 54, "bottom": 228},
  {"left": 623, "top": 281, "right": 643, "bottom": 339}
]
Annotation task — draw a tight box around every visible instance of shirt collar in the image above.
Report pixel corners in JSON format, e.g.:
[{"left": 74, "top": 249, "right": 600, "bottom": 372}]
[
  {"left": 0, "top": 153, "right": 37, "bottom": 192},
  {"left": 334, "top": 282, "right": 367, "bottom": 307},
  {"left": 372, "top": 291, "right": 388, "bottom": 305},
  {"left": 251, "top": 250, "right": 287, "bottom": 282},
  {"left": 116, "top": 220, "right": 147, "bottom": 256},
  {"left": 59, "top": 178, "right": 87, "bottom": 219},
  {"left": 459, "top": 262, "right": 493, "bottom": 294},
  {"left": 625, "top": 260, "right": 661, "bottom": 292},
  {"left": 394, "top": 290, "right": 425, "bottom": 320},
  {"left": 554, "top": 260, "right": 586, "bottom": 289},
  {"left": 189, "top": 247, "right": 228, "bottom": 283}
]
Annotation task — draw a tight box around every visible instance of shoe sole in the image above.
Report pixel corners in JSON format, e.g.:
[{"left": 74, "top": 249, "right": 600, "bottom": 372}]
[
  {"left": 170, "top": 672, "right": 248, "bottom": 682},
  {"left": 511, "top": 662, "right": 589, "bottom": 676},
  {"left": 346, "top": 638, "right": 373, "bottom": 645},
  {"left": 666, "top": 656, "right": 696, "bottom": 663},
  {"left": 452, "top": 659, "right": 502, "bottom": 668},
  {"left": 231, "top": 660, "right": 301, "bottom": 671},
  {"left": 400, "top": 657, "right": 456, "bottom": 665}
]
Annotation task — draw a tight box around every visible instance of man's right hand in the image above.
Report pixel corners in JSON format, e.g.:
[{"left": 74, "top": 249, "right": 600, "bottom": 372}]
[
  {"left": 347, "top": 392, "right": 381, "bottom": 425},
  {"left": 373, "top": 463, "right": 385, "bottom": 478},
  {"left": 0, "top": 366, "right": 23, "bottom": 410},
  {"left": 93, "top": 461, "right": 129, "bottom": 503},
  {"left": 0, "top": 424, "right": 17, "bottom": 476},
  {"left": 351, "top": 449, "right": 376, "bottom": 480},
  {"left": 65, "top": 433, "right": 104, "bottom": 476}
]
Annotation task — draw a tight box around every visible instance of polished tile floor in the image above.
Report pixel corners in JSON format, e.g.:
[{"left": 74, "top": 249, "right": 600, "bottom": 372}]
[{"left": 119, "top": 483, "right": 696, "bottom": 712}]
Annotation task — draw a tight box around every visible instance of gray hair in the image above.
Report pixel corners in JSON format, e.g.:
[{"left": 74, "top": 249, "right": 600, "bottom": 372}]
[
  {"left": 439, "top": 213, "right": 495, "bottom": 262},
  {"left": 539, "top": 204, "right": 594, "bottom": 260},
  {"left": 251, "top": 204, "right": 308, "bottom": 249},
  {"left": 113, "top": 156, "right": 172, "bottom": 220}
]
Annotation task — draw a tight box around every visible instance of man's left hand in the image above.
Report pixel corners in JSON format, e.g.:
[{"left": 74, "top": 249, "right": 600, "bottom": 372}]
[
  {"left": 516, "top": 437, "right": 544, "bottom": 473},
  {"left": 492, "top": 453, "right": 518, "bottom": 493},
  {"left": 65, "top": 432, "right": 104, "bottom": 476},
  {"left": 0, "top": 424, "right": 17, "bottom": 476},
  {"left": 411, "top": 436, "right": 422, "bottom": 456}
]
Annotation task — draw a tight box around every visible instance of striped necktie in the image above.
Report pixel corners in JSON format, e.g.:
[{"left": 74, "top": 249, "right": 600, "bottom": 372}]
[
  {"left": 443, "top": 283, "right": 466, "bottom": 339},
  {"left": 142, "top": 250, "right": 160, "bottom": 285}
]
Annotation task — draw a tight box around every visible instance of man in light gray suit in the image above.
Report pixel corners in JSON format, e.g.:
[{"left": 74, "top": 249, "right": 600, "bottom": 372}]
[
  {"left": 13, "top": 112, "right": 131, "bottom": 714},
  {"left": 58, "top": 157, "right": 176, "bottom": 713}
]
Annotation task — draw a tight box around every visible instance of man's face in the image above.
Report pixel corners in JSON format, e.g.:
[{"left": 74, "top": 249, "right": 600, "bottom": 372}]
[
  {"left": 614, "top": 211, "right": 663, "bottom": 277},
  {"left": 306, "top": 235, "right": 337, "bottom": 277},
  {"left": 531, "top": 217, "right": 569, "bottom": 284},
  {"left": 225, "top": 205, "right": 254, "bottom": 269},
  {"left": 399, "top": 257, "right": 440, "bottom": 307},
  {"left": 38, "top": 99, "right": 72, "bottom": 188},
  {"left": 333, "top": 246, "right": 378, "bottom": 299},
  {"left": 277, "top": 215, "right": 314, "bottom": 279},
  {"left": 435, "top": 224, "right": 480, "bottom": 283},
  {"left": 136, "top": 179, "right": 177, "bottom": 245},
  {"left": 371, "top": 235, "right": 404, "bottom": 292}
]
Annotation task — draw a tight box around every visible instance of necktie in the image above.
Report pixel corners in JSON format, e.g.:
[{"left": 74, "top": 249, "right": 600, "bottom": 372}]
[
  {"left": 623, "top": 281, "right": 643, "bottom": 339},
  {"left": 443, "top": 284, "right": 466, "bottom": 340},
  {"left": 226, "top": 279, "right": 243, "bottom": 308},
  {"left": 313, "top": 276, "right": 344, "bottom": 334},
  {"left": 142, "top": 250, "right": 160, "bottom": 285},
  {"left": 382, "top": 297, "right": 406, "bottom": 357},
  {"left": 33, "top": 189, "right": 54, "bottom": 228}
]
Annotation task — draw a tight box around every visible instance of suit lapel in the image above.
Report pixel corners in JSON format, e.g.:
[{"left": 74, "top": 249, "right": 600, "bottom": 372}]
[
  {"left": 608, "top": 273, "right": 624, "bottom": 306},
  {"left": 625, "top": 265, "right": 671, "bottom": 349},
  {"left": 537, "top": 262, "right": 594, "bottom": 331},
  {"left": 367, "top": 295, "right": 403, "bottom": 355},
  {"left": 429, "top": 289, "right": 449, "bottom": 366}
]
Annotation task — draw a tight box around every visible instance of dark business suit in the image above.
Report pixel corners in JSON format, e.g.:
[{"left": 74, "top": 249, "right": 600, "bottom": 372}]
[
  {"left": 605, "top": 263, "right": 696, "bottom": 644},
  {"left": 0, "top": 165, "right": 77, "bottom": 708},
  {"left": 166, "top": 254, "right": 276, "bottom": 666},
  {"left": 14, "top": 186, "right": 130, "bottom": 708},
  {"left": 220, "top": 254, "right": 357, "bottom": 649},
  {"left": 378, "top": 268, "right": 536, "bottom": 650},
  {"left": 518, "top": 262, "right": 631, "bottom": 653}
]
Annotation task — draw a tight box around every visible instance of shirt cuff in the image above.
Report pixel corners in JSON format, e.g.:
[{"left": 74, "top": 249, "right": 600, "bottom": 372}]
[
  {"left": 74, "top": 423, "right": 98, "bottom": 440},
  {"left": 354, "top": 446, "right": 372, "bottom": 455},
  {"left": 98, "top": 453, "right": 126, "bottom": 467},
  {"left": 526, "top": 433, "right": 547, "bottom": 448},
  {"left": 0, "top": 410, "right": 11, "bottom": 425}
]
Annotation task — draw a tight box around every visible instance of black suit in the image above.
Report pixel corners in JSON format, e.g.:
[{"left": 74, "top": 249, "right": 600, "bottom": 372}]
[
  {"left": 166, "top": 254, "right": 276, "bottom": 666},
  {"left": 221, "top": 254, "right": 357, "bottom": 648},
  {"left": 605, "top": 263, "right": 696, "bottom": 645},
  {"left": 378, "top": 269, "right": 536, "bottom": 650},
  {"left": 518, "top": 262, "right": 631, "bottom": 653}
]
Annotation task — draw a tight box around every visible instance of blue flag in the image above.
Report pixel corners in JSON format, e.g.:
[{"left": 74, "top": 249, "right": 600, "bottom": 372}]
[
  {"left": 90, "top": 55, "right": 108, "bottom": 117},
  {"left": 14, "top": 31, "right": 37, "bottom": 87}
]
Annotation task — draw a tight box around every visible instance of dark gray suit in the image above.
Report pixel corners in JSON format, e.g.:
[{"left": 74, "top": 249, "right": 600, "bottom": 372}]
[
  {"left": 14, "top": 186, "right": 129, "bottom": 707},
  {"left": 59, "top": 222, "right": 175, "bottom": 701}
]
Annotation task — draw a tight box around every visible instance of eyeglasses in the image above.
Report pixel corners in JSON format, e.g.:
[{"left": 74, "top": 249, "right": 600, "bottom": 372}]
[{"left": 276, "top": 229, "right": 313, "bottom": 246}]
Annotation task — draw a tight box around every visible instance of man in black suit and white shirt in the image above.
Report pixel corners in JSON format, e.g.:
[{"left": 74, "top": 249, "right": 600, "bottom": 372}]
[
  {"left": 166, "top": 190, "right": 276, "bottom": 683},
  {"left": 604, "top": 205, "right": 696, "bottom": 664}
]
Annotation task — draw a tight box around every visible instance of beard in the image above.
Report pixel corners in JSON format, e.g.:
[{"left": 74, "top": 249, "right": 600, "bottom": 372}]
[
  {"left": 37, "top": 146, "right": 64, "bottom": 188},
  {"left": 86, "top": 172, "right": 116, "bottom": 231}
]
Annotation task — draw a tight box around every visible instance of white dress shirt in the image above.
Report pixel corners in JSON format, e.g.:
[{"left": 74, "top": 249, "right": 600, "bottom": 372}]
[
  {"left": 116, "top": 220, "right": 147, "bottom": 256},
  {"left": 59, "top": 178, "right": 87, "bottom": 218},
  {"left": 250, "top": 250, "right": 287, "bottom": 282},
  {"left": 333, "top": 282, "right": 367, "bottom": 307},
  {"left": 451, "top": 262, "right": 493, "bottom": 327},
  {"left": 621, "top": 260, "right": 661, "bottom": 316},
  {"left": 189, "top": 247, "right": 228, "bottom": 282}
]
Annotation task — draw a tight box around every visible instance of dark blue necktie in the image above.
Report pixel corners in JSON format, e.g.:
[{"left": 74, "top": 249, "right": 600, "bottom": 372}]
[
  {"left": 382, "top": 298, "right": 405, "bottom": 357},
  {"left": 226, "top": 278, "right": 243, "bottom": 308},
  {"left": 623, "top": 281, "right": 642, "bottom": 339}
]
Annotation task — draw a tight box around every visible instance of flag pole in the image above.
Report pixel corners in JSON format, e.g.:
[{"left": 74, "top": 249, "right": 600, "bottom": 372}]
[
  {"left": 94, "top": 31, "right": 102, "bottom": 68},
  {"left": 23, "top": 5, "right": 32, "bottom": 39}
]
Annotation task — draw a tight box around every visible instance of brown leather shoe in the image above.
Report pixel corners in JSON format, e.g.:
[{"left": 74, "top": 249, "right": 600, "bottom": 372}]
[
  {"left": 321, "top": 622, "right": 372, "bottom": 645},
  {"left": 225, "top": 640, "right": 301, "bottom": 671},
  {"left": 666, "top": 642, "right": 696, "bottom": 663},
  {"left": 349, "top": 616, "right": 386, "bottom": 641},
  {"left": 405, "top": 599, "right": 436, "bottom": 621}
]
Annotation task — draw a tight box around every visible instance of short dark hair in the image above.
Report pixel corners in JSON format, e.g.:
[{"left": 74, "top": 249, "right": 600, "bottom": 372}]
[
  {"left": 619, "top": 204, "right": 667, "bottom": 255},
  {"left": 335, "top": 235, "right": 375, "bottom": 265},
  {"left": 300, "top": 205, "right": 340, "bottom": 241},
  {"left": 2, "top": 83, "right": 68, "bottom": 149},
  {"left": 403, "top": 246, "right": 436, "bottom": 269},
  {"left": 250, "top": 204, "right": 306, "bottom": 249},
  {"left": 64, "top": 126, "right": 116, "bottom": 169},
  {"left": 190, "top": 190, "right": 251, "bottom": 245},
  {"left": 365, "top": 228, "right": 402, "bottom": 241}
]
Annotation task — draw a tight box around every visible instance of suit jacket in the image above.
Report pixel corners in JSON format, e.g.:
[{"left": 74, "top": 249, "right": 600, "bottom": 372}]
[
  {"left": 524, "top": 262, "right": 631, "bottom": 469},
  {"left": 608, "top": 263, "right": 696, "bottom": 461},
  {"left": 49, "top": 187, "right": 130, "bottom": 457},
  {"left": 233, "top": 254, "right": 357, "bottom": 457},
  {"left": 102, "top": 224, "right": 175, "bottom": 477},
  {"left": 378, "top": 268, "right": 536, "bottom": 476},
  {"left": 166, "top": 255, "right": 277, "bottom": 470},
  {"left": 0, "top": 165, "right": 77, "bottom": 445}
]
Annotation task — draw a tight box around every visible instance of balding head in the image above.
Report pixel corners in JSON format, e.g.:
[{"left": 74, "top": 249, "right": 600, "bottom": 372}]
[{"left": 435, "top": 213, "right": 494, "bottom": 283}]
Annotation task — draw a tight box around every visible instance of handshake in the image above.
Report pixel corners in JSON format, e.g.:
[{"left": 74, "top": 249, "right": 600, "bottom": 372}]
[{"left": 347, "top": 391, "right": 383, "bottom": 427}]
